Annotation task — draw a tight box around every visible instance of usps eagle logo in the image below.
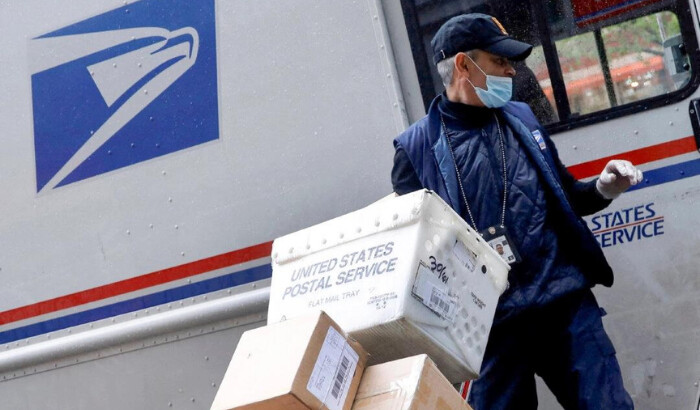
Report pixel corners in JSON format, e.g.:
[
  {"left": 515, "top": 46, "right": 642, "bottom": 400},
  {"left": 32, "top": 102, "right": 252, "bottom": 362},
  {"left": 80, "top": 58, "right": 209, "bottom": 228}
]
[{"left": 29, "top": 0, "right": 219, "bottom": 192}]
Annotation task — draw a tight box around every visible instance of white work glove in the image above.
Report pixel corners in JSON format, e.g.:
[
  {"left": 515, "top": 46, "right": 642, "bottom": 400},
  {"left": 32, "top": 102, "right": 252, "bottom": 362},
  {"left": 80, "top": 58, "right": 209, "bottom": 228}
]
[{"left": 596, "top": 160, "right": 643, "bottom": 200}]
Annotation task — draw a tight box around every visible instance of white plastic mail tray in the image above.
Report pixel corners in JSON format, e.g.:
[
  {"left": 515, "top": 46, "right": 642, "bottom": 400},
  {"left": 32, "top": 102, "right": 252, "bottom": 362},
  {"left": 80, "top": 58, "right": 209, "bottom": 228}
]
[{"left": 268, "top": 189, "right": 510, "bottom": 382}]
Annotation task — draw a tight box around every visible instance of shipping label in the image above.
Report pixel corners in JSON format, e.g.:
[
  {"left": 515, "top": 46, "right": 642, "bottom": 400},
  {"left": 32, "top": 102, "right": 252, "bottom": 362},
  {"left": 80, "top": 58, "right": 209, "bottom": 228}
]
[
  {"left": 307, "top": 327, "right": 359, "bottom": 410},
  {"left": 411, "top": 262, "right": 457, "bottom": 321}
]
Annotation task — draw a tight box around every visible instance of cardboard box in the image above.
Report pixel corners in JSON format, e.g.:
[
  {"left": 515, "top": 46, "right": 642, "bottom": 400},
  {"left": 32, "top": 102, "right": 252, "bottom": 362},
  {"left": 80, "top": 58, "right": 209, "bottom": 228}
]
[
  {"left": 211, "top": 311, "right": 368, "bottom": 410},
  {"left": 268, "top": 190, "right": 509, "bottom": 382},
  {"left": 352, "top": 355, "right": 473, "bottom": 410}
]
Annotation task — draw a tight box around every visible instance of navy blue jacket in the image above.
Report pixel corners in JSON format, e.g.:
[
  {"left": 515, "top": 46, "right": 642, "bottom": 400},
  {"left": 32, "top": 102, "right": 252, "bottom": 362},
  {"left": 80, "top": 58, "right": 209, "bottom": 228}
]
[{"left": 393, "top": 96, "right": 613, "bottom": 318}]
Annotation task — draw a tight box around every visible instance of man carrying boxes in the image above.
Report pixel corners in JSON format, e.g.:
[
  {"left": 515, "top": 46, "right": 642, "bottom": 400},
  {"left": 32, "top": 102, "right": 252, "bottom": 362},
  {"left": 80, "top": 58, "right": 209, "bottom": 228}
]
[{"left": 392, "top": 12, "right": 639, "bottom": 410}]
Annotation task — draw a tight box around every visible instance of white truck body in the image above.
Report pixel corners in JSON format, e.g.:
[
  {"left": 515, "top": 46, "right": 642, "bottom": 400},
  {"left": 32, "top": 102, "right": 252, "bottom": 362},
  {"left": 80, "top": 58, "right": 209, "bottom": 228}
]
[{"left": 0, "top": 0, "right": 699, "bottom": 409}]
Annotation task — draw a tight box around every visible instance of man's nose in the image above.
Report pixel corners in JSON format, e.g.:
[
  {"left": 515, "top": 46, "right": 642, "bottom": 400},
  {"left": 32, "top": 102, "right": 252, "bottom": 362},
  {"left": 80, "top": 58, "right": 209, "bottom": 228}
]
[{"left": 505, "top": 64, "right": 516, "bottom": 78}]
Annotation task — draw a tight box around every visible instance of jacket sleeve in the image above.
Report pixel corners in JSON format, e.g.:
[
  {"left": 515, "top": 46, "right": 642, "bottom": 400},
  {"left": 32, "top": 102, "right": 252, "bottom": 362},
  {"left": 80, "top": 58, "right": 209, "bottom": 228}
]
[
  {"left": 543, "top": 133, "right": 612, "bottom": 217},
  {"left": 391, "top": 147, "right": 423, "bottom": 195}
]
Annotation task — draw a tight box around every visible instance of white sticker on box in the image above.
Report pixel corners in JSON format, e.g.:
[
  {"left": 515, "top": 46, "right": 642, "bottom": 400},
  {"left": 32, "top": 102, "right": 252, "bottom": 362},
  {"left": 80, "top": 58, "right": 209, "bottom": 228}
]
[
  {"left": 452, "top": 239, "right": 477, "bottom": 272},
  {"left": 307, "top": 327, "right": 359, "bottom": 410},
  {"left": 411, "top": 262, "right": 457, "bottom": 321}
]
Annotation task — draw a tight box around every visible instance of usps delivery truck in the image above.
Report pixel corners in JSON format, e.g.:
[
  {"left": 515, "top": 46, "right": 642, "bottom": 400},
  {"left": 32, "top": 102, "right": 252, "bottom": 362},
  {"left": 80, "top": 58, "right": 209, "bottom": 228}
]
[{"left": 1, "top": 0, "right": 699, "bottom": 409}]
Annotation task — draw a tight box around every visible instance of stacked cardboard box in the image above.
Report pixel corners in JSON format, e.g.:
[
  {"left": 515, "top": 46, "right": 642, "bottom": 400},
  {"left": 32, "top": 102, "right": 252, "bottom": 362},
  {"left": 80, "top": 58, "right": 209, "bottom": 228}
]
[
  {"left": 211, "top": 311, "right": 368, "bottom": 410},
  {"left": 352, "top": 354, "right": 474, "bottom": 410},
  {"left": 210, "top": 314, "right": 475, "bottom": 410}
]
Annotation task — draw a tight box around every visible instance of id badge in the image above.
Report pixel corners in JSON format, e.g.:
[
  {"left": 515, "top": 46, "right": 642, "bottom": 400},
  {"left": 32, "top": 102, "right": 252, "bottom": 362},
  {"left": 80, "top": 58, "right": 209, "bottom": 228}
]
[{"left": 480, "top": 225, "right": 522, "bottom": 265}]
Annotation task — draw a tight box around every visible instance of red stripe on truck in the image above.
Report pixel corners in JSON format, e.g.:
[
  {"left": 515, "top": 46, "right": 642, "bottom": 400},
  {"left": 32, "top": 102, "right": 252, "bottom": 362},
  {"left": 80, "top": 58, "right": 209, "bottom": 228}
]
[
  {"left": 0, "top": 241, "right": 273, "bottom": 325},
  {"left": 567, "top": 136, "right": 697, "bottom": 179}
]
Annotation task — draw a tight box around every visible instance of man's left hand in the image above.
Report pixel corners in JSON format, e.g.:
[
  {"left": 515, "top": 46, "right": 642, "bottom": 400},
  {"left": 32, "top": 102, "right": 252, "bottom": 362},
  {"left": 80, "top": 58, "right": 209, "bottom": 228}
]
[{"left": 596, "top": 160, "right": 643, "bottom": 200}]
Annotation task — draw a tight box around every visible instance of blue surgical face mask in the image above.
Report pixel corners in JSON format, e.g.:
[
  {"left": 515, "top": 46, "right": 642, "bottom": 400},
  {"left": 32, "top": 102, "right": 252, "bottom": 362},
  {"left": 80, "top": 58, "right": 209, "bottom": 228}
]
[{"left": 466, "top": 55, "right": 513, "bottom": 108}]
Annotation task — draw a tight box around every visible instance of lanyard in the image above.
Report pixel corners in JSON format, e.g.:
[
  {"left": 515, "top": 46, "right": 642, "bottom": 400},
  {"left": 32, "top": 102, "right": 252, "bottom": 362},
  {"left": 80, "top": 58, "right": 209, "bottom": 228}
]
[{"left": 439, "top": 112, "right": 508, "bottom": 231}]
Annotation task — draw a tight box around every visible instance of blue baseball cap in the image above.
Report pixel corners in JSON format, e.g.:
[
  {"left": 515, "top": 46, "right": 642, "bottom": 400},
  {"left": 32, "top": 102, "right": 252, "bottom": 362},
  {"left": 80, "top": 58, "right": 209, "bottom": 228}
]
[{"left": 431, "top": 13, "right": 533, "bottom": 64}]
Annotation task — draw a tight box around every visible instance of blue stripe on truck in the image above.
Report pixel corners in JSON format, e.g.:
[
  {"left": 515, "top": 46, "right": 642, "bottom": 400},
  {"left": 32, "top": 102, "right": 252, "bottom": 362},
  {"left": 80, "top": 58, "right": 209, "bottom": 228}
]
[
  {"left": 628, "top": 158, "right": 700, "bottom": 192},
  {"left": 0, "top": 264, "right": 272, "bottom": 345}
]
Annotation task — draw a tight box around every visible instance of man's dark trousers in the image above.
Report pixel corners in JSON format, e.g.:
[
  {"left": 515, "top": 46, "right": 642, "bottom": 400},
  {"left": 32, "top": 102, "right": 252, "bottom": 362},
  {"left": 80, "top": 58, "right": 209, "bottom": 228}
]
[{"left": 468, "top": 289, "right": 634, "bottom": 409}]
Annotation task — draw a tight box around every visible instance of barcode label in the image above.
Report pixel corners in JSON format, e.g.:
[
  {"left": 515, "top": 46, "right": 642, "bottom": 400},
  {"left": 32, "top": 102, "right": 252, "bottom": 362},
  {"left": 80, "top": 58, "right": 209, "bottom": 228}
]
[
  {"left": 307, "top": 327, "right": 359, "bottom": 410},
  {"left": 430, "top": 288, "right": 449, "bottom": 314},
  {"left": 412, "top": 262, "right": 458, "bottom": 322},
  {"left": 331, "top": 355, "right": 351, "bottom": 399}
]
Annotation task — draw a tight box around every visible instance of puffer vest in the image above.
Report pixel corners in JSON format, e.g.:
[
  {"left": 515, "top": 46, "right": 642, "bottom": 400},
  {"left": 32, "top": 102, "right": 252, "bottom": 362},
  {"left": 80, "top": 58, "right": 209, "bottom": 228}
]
[{"left": 394, "top": 96, "right": 613, "bottom": 319}]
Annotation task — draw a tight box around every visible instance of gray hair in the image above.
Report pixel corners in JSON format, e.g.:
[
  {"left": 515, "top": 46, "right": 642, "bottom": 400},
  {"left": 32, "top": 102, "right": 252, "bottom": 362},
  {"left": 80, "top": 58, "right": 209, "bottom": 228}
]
[{"left": 436, "top": 50, "right": 479, "bottom": 89}]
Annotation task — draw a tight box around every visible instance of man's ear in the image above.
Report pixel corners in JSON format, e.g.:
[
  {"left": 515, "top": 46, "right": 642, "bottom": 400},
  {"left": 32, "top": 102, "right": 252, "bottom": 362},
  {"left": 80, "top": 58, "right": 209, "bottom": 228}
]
[{"left": 454, "top": 52, "right": 470, "bottom": 79}]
